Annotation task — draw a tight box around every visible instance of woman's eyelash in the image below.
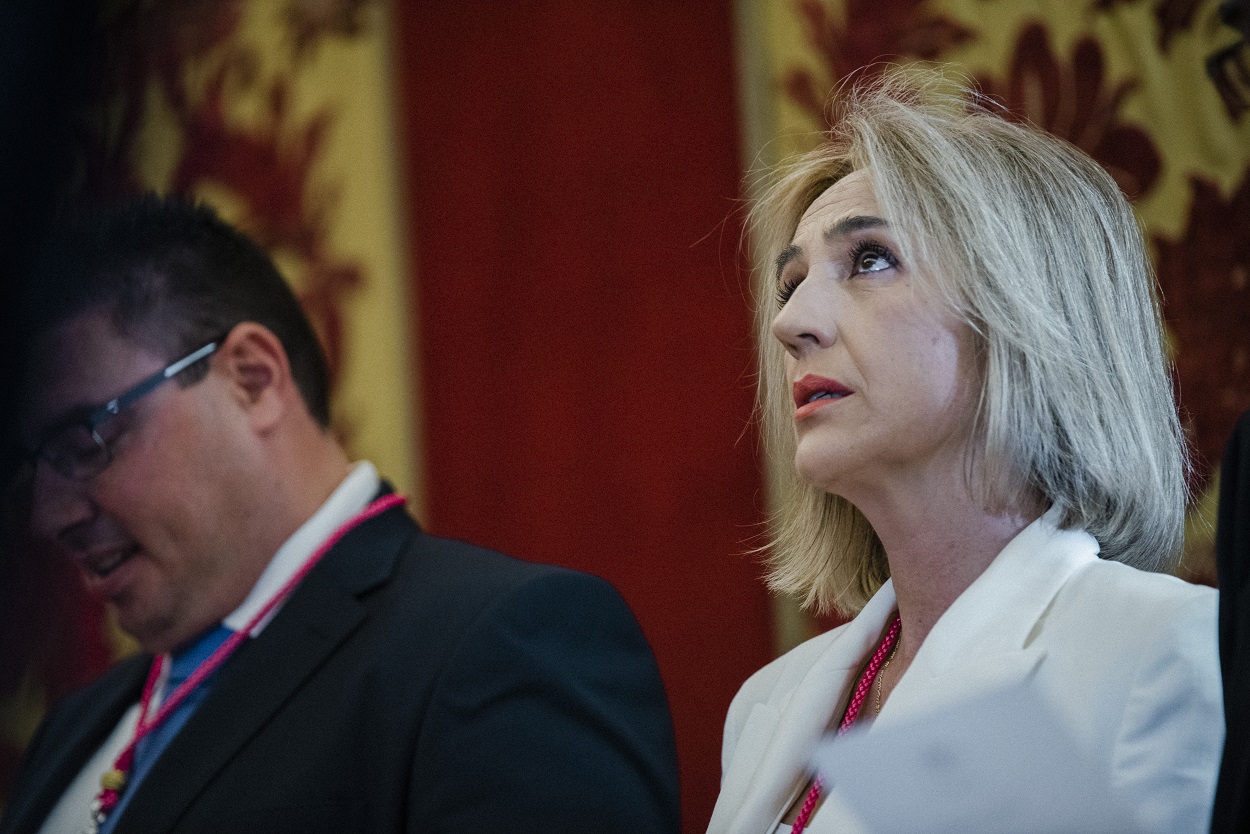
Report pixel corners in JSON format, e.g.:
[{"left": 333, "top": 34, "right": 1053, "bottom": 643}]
[
  {"left": 775, "top": 239, "right": 897, "bottom": 306},
  {"left": 776, "top": 275, "right": 801, "bottom": 306}
]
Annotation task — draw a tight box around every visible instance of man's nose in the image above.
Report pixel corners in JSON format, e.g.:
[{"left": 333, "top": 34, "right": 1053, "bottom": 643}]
[{"left": 30, "top": 459, "right": 96, "bottom": 545}]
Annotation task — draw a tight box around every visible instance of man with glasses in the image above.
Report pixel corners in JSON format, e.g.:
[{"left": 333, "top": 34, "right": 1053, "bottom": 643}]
[
  {"left": 0, "top": 196, "right": 679, "bottom": 834},
  {"left": 30, "top": 339, "right": 219, "bottom": 484}
]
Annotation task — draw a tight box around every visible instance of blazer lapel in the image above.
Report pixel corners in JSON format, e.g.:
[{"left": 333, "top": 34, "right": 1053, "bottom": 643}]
[
  {"left": 715, "top": 509, "right": 1098, "bottom": 834},
  {"left": 113, "top": 503, "right": 413, "bottom": 834},
  {"left": 712, "top": 586, "right": 898, "bottom": 834},
  {"left": 877, "top": 507, "right": 1098, "bottom": 726},
  {"left": 801, "top": 514, "right": 1099, "bottom": 834},
  {"left": 0, "top": 657, "right": 148, "bottom": 834}
]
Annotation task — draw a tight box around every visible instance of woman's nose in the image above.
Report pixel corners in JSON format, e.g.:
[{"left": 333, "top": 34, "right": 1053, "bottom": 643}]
[{"left": 771, "top": 278, "right": 836, "bottom": 359}]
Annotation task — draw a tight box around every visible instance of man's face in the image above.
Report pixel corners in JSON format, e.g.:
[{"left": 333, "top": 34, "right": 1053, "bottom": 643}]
[{"left": 24, "top": 310, "right": 259, "bottom": 654}]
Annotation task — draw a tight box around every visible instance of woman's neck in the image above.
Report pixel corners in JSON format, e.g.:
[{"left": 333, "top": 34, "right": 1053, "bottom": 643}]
[
  {"left": 856, "top": 485, "right": 1040, "bottom": 666},
  {"left": 894, "top": 512, "right": 1031, "bottom": 663}
]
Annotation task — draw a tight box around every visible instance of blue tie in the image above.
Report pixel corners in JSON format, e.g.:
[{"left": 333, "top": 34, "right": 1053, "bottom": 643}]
[{"left": 97, "top": 624, "right": 234, "bottom": 834}]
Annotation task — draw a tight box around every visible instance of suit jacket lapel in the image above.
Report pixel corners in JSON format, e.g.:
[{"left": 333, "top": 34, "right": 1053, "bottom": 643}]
[
  {"left": 0, "top": 657, "right": 148, "bottom": 834},
  {"left": 717, "top": 508, "right": 1099, "bottom": 833},
  {"left": 801, "top": 513, "right": 1099, "bottom": 834},
  {"left": 113, "top": 503, "right": 413, "bottom": 834},
  {"left": 875, "top": 508, "right": 1099, "bottom": 728},
  {"left": 713, "top": 586, "right": 897, "bottom": 834}
]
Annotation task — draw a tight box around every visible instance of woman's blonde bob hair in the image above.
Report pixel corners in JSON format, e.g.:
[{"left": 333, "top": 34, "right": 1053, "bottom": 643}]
[{"left": 754, "top": 67, "right": 1187, "bottom": 616}]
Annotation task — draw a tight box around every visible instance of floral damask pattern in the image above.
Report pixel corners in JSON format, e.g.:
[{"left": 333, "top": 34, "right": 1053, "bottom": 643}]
[
  {"left": 1155, "top": 173, "right": 1250, "bottom": 481},
  {"left": 1154, "top": 0, "right": 1208, "bottom": 49},
  {"left": 978, "top": 24, "right": 1162, "bottom": 199},
  {"left": 84, "top": 0, "right": 366, "bottom": 393},
  {"left": 786, "top": 11, "right": 1162, "bottom": 199},
  {"left": 1094, "top": 0, "right": 1207, "bottom": 50},
  {"left": 286, "top": 0, "right": 373, "bottom": 59},
  {"left": 785, "top": 0, "right": 975, "bottom": 123},
  {"left": 783, "top": 0, "right": 1245, "bottom": 590}
]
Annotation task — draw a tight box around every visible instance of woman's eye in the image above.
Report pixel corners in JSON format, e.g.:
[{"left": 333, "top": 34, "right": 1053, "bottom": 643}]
[
  {"left": 850, "top": 241, "right": 897, "bottom": 276},
  {"left": 858, "top": 251, "right": 889, "bottom": 272}
]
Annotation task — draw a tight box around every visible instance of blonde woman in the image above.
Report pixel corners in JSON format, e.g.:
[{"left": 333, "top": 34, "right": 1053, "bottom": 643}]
[{"left": 709, "top": 70, "right": 1223, "bottom": 834}]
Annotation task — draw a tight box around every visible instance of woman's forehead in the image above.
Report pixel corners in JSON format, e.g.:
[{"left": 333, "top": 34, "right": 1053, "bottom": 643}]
[{"left": 793, "top": 170, "right": 882, "bottom": 242}]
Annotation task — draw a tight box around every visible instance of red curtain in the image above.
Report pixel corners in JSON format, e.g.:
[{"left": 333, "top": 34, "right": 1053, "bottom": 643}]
[{"left": 394, "top": 3, "right": 773, "bottom": 828}]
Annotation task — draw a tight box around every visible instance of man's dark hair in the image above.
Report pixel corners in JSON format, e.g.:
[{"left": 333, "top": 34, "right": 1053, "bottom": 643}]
[{"left": 22, "top": 194, "right": 332, "bottom": 426}]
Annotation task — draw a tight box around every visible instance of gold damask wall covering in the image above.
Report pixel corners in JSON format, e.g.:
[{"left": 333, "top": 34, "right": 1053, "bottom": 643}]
[
  {"left": 0, "top": 0, "right": 414, "bottom": 802},
  {"left": 77, "top": 0, "right": 414, "bottom": 501},
  {"left": 744, "top": 0, "right": 1249, "bottom": 624}
]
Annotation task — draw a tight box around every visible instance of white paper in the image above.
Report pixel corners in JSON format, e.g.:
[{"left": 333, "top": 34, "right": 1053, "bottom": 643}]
[{"left": 809, "top": 680, "right": 1150, "bottom": 833}]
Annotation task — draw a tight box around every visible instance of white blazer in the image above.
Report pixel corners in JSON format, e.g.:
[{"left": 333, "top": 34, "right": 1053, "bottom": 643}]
[{"left": 708, "top": 508, "right": 1223, "bottom": 834}]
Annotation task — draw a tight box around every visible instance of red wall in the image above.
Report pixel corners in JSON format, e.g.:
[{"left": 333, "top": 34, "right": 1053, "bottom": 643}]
[{"left": 393, "top": 2, "right": 774, "bottom": 828}]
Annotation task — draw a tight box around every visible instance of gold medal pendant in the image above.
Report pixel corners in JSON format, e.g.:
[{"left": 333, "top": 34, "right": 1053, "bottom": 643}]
[
  {"left": 100, "top": 768, "right": 127, "bottom": 792},
  {"left": 85, "top": 768, "right": 128, "bottom": 832}
]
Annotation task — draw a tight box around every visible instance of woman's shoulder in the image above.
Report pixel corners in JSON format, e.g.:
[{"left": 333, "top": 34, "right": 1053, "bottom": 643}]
[
  {"left": 1059, "top": 557, "right": 1215, "bottom": 619},
  {"left": 729, "top": 619, "right": 858, "bottom": 715},
  {"left": 1040, "top": 557, "right": 1217, "bottom": 683},
  {"left": 720, "top": 621, "right": 857, "bottom": 766},
  {"left": 1039, "top": 560, "right": 1222, "bottom": 831}
]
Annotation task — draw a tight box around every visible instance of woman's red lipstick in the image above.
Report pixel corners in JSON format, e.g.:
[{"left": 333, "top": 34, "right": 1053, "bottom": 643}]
[{"left": 793, "top": 375, "right": 853, "bottom": 420}]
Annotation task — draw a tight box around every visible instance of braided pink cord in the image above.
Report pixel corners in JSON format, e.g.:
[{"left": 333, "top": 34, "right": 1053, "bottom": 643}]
[
  {"left": 790, "top": 614, "right": 901, "bottom": 834},
  {"left": 90, "top": 493, "right": 407, "bottom": 827}
]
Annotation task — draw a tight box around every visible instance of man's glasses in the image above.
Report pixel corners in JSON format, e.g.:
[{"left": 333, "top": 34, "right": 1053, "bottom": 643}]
[{"left": 32, "top": 340, "right": 220, "bottom": 481}]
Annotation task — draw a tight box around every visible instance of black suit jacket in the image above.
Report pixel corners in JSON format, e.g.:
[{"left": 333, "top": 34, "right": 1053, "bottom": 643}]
[
  {"left": 1215, "top": 409, "right": 1250, "bottom": 832},
  {"left": 0, "top": 501, "right": 679, "bottom": 833}
]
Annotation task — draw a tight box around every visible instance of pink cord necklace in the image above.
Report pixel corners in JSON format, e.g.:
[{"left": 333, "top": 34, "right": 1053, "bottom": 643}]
[
  {"left": 790, "top": 613, "right": 901, "bottom": 834},
  {"left": 86, "top": 493, "right": 406, "bottom": 834}
]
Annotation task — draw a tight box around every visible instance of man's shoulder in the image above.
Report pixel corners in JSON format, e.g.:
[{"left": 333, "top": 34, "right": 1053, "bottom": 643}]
[
  {"left": 358, "top": 524, "right": 631, "bottom": 638},
  {"left": 352, "top": 528, "right": 654, "bottom": 703},
  {"left": 54, "top": 653, "right": 150, "bottom": 712},
  {"left": 399, "top": 526, "right": 606, "bottom": 594},
  {"left": 329, "top": 503, "right": 609, "bottom": 601},
  {"left": 15, "top": 652, "right": 149, "bottom": 772}
]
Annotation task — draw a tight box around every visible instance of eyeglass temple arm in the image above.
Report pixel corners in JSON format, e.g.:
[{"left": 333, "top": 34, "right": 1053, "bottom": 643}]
[{"left": 95, "top": 341, "right": 219, "bottom": 420}]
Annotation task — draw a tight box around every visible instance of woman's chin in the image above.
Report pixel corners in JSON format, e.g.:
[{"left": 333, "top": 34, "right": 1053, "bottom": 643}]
[{"left": 793, "top": 454, "right": 851, "bottom": 496}]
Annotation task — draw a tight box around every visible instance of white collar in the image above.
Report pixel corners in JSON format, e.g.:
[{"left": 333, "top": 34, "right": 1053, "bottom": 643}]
[
  {"left": 222, "top": 461, "right": 381, "bottom": 636},
  {"left": 711, "top": 506, "right": 1099, "bottom": 834}
]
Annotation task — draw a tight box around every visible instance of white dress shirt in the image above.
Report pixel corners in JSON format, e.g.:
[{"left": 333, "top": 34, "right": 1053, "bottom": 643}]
[{"left": 38, "top": 462, "right": 380, "bottom": 834}]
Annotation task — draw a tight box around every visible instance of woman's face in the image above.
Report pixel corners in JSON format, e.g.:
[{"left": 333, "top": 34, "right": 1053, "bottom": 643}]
[{"left": 771, "top": 170, "right": 979, "bottom": 506}]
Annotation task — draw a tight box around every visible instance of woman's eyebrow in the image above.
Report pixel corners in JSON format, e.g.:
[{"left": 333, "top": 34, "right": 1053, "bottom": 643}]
[
  {"left": 775, "top": 215, "right": 889, "bottom": 281},
  {"left": 825, "top": 214, "right": 888, "bottom": 241}
]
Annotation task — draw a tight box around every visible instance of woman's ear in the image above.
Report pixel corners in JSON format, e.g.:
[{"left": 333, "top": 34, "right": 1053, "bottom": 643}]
[{"left": 215, "top": 322, "right": 295, "bottom": 434}]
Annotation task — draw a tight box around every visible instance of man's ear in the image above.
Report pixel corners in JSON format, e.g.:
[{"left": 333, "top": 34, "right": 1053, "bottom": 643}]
[{"left": 214, "top": 322, "right": 295, "bottom": 434}]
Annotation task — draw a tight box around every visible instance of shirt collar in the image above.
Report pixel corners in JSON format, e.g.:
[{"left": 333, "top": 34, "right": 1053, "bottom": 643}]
[{"left": 223, "top": 460, "right": 380, "bottom": 635}]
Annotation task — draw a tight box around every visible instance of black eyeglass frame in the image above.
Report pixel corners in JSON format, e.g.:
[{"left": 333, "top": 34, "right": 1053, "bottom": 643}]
[{"left": 32, "top": 339, "right": 220, "bottom": 481}]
